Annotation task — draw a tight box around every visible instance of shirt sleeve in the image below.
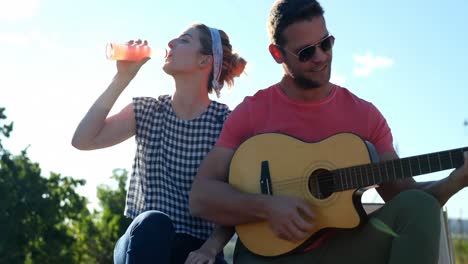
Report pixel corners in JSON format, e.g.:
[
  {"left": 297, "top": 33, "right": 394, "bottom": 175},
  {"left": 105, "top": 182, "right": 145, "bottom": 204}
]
[
  {"left": 367, "top": 103, "right": 395, "bottom": 155},
  {"left": 215, "top": 98, "right": 254, "bottom": 150},
  {"left": 132, "top": 96, "right": 164, "bottom": 145}
]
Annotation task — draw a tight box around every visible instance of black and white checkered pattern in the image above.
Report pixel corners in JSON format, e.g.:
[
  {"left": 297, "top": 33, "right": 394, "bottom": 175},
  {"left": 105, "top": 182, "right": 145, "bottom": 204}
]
[{"left": 125, "top": 95, "right": 230, "bottom": 240}]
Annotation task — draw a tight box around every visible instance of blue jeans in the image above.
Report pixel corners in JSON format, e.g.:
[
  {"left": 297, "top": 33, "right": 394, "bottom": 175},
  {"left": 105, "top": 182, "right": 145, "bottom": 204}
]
[{"left": 114, "top": 210, "right": 227, "bottom": 264}]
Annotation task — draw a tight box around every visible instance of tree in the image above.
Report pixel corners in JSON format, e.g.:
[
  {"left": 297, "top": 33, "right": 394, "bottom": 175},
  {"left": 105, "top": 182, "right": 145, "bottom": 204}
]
[
  {"left": 97, "top": 169, "right": 132, "bottom": 237},
  {"left": 0, "top": 107, "right": 13, "bottom": 154},
  {"left": 0, "top": 108, "right": 88, "bottom": 263},
  {"left": 0, "top": 107, "right": 132, "bottom": 263},
  {"left": 454, "top": 239, "right": 468, "bottom": 263},
  {"left": 72, "top": 169, "right": 132, "bottom": 264},
  {"left": 96, "top": 169, "right": 132, "bottom": 263}
]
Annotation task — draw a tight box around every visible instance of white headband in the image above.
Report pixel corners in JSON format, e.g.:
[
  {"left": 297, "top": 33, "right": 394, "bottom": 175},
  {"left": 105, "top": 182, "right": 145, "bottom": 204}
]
[{"left": 208, "top": 27, "right": 223, "bottom": 98}]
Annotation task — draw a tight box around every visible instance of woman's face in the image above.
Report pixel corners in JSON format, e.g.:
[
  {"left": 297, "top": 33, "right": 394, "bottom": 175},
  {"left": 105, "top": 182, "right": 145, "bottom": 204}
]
[{"left": 163, "top": 27, "right": 205, "bottom": 76}]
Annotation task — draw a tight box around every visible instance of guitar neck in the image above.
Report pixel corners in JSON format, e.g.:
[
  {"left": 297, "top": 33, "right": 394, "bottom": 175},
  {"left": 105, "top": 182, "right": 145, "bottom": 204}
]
[{"left": 333, "top": 147, "right": 467, "bottom": 192}]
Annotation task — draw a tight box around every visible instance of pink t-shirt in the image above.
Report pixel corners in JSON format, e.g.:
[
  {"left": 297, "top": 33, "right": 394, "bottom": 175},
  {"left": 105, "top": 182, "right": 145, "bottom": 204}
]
[
  {"left": 217, "top": 83, "right": 394, "bottom": 155},
  {"left": 217, "top": 83, "right": 394, "bottom": 251}
]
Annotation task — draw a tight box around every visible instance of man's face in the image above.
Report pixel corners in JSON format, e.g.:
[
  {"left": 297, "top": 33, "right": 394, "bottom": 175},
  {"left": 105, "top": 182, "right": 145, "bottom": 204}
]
[{"left": 280, "top": 16, "right": 333, "bottom": 89}]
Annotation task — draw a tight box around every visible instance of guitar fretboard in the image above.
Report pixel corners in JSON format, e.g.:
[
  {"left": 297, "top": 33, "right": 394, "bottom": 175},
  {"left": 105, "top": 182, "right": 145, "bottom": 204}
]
[{"left": 332, "top": 147, "right": 467, "bottom": 192}]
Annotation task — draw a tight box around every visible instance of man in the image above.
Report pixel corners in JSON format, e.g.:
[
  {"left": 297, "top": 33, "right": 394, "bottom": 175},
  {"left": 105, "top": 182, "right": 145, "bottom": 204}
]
[{"left": 189, "top": 0, "right": 468, "bottom": 263}]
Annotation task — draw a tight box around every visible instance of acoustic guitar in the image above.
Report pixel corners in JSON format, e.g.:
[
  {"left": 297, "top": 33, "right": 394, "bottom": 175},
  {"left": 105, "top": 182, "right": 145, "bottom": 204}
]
[{"left": 228, "top": 132, "right": 466, "bottom": 257}]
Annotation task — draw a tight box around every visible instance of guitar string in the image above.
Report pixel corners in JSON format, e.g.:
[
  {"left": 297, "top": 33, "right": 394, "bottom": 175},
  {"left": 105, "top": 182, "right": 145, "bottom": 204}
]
[
  {"left": 249, "top": 149, "right": 465, "bottom": 194},
  {"left": 262, "top": 149, "right": 463, "bottom": 186},
  {"left": 266, "top": 157, "right": 454, "bottom": 187},
  {"left": 269, "top": 162, "right": 445, "bottom": 194},
  {"left": 267, "top": 165, "right": 400, "bottom": 193}
]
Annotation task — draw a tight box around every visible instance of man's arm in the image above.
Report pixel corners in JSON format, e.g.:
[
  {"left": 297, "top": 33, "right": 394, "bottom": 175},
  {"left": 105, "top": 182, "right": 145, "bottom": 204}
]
[
  {"left": 376, "top": 151, "right": 468, "bottom": 205},
  {"left": 189, "top": 146, "right": 268, "bottom": 225},
  {"left": 189, "top": 146, "right": 315, "bottom": 242}
]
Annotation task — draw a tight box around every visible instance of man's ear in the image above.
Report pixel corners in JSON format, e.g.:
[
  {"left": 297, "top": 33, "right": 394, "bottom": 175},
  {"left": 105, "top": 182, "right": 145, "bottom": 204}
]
[{"left": 269, "top": 44, "right": 284, "bottom": 64}]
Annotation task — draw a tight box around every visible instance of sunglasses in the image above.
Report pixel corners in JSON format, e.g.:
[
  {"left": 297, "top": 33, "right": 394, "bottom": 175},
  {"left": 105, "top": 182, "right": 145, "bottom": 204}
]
[{"left": 283, "top": 34, "right": 335, "bottom": 62}]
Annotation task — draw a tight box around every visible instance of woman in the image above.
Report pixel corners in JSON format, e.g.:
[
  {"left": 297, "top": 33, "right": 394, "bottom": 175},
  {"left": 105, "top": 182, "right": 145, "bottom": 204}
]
[{"left": 72, "top": 23, "right": 246, "bottom": 264}]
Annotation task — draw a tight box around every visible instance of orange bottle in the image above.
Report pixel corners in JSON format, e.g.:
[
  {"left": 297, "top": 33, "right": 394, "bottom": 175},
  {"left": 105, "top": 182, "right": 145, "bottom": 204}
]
[{"left": 106, "top": 42, "right": 165, "bottom": 61}]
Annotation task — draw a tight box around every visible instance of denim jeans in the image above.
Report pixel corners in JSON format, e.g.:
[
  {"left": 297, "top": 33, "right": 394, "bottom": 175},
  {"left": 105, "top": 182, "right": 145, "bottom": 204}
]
[{"left": 114, "top": 210, "right": 227, "bottom": 264}]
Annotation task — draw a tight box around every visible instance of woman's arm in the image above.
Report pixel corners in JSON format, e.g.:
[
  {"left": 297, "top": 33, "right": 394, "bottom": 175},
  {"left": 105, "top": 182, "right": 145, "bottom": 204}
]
[
  {"left": 72, "top": 55, "right": 149, "bottom": 150},
  {"left": 71, "top": 74, "right": 136, "bottom": 150},
  {"left": 184, "top": 226, "right": 235, "bottom": 264}
]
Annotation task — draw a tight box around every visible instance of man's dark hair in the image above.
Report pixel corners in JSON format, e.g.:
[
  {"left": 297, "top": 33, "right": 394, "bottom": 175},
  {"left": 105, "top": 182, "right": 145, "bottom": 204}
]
[{"left": 267, "top": 0, "right": 325, "bottom": 46}]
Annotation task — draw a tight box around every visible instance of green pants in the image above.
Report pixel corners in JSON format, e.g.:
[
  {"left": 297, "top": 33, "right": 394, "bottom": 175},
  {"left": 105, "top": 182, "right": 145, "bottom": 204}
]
[{"left": 234, "top": 190, "right": 441, "bottom": 264}]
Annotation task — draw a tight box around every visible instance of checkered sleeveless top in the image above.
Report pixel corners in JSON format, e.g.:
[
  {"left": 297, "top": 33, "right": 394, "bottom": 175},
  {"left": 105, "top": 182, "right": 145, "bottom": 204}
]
[{"left": 124, "top": 95, "right": 230, "bottom": 240}]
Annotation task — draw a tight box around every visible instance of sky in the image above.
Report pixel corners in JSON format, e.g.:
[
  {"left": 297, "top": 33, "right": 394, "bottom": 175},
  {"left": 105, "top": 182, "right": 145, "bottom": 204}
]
[{"left": 1, "top": 0, "right": 468, "bottom": 220}]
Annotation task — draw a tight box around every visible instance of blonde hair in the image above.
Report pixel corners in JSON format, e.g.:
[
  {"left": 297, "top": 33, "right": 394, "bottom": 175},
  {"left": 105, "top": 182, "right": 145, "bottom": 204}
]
[{"left": 194, "top": 23, "right": 247, "bottom": 94}]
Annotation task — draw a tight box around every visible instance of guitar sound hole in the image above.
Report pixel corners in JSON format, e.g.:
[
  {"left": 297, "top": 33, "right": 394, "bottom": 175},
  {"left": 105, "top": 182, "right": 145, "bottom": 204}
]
[{"left": 309, "top": 169, "right": 334, "bottom": 199}]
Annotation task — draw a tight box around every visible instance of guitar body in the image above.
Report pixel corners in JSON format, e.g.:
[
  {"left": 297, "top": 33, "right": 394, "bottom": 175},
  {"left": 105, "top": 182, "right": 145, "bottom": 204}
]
[{"left": 228, "top": 133, "right": 376, "bottom": 257}]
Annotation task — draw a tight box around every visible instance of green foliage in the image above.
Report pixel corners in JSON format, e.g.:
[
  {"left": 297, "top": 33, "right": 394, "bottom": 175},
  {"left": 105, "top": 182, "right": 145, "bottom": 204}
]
[
  {"left": 0, "top": 107, "right": 131, "bottom": 263},
  {"left": 0, "top": 145, "right": 87, "bottom": 263},
  {"left": 454, "top": 239, "right": 468, "bottom": 264},
  {"left": 1, "top": 109, "right": 85, "bottom": 263},
  {"left": 0, "top": 107, "right": 13, "bottom": 154},
  {"left": 85, "top": 169, "right": 132, "bottom": 264}
]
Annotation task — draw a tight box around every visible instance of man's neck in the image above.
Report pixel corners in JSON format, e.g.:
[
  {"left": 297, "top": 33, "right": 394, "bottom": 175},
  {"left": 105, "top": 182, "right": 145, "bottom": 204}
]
[{"left": 279, "top": 76, "right": 333, "bottom": 102}]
